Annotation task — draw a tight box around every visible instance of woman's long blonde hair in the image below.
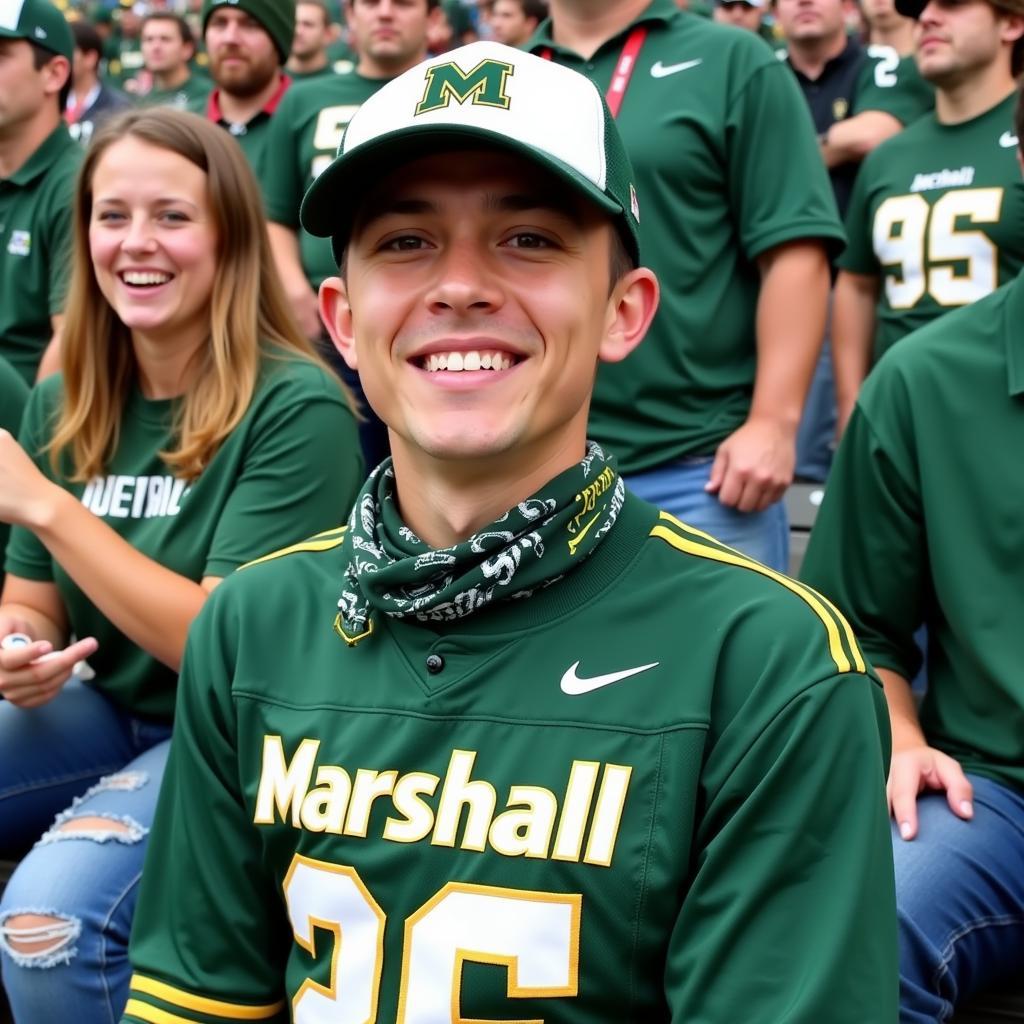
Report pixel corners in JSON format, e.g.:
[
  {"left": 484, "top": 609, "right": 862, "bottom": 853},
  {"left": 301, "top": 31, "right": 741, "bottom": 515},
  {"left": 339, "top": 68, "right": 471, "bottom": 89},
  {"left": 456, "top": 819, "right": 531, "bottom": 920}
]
[{"left": 49, "top": 107, "right": 349, "bottom": 482}]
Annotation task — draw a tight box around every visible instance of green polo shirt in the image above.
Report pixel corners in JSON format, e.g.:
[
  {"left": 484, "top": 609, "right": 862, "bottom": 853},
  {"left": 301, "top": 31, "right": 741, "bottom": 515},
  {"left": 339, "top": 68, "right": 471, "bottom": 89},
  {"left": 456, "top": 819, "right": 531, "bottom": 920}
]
[
  {"left": 5, "top": 354, "right": 363, "bottom": 721},
  {"left": 189, "top": 75, "right": 292, "bottom": 181},
  {"left": 141, "top": 73, "right": 212, "bottom": 111},
  {"left": 0, "top": 355, "right": 28, "bottom": 592},
  {"left": 532, "top": 1, "right": 845, "bottom": 472},
  {"left": 839, "top": 91, "right": 1024, "bottom": 363},
  {"left": 263, "top": 72, "right": 390, "bottom": 289},
  {"left": 125, "top": 496, "right": 895, "bottom": 1023},
  {"left": 0, "top": 125, "right": 81, "bottom": 385},
  {"left": 802, "top": 271, "right": 1024, "bottom": 794}
]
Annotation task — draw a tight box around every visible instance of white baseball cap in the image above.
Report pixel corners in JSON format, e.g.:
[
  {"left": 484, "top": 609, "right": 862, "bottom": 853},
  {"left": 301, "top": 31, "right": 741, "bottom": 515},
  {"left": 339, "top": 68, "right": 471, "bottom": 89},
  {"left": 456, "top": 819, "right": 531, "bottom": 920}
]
[{"left": 300, "top": 41, "right": 642, "bottom": 265}]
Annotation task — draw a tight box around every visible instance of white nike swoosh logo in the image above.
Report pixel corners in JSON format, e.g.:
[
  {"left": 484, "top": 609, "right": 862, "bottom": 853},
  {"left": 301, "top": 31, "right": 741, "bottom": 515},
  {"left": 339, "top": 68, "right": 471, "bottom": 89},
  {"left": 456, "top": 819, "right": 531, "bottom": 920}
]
[
  {"left": 1000, "top": 130, "right": 1019, "bottom": 148},
  {"left": 650, "top": 59, "right": 703, "bottom": 78},
  {"left": 560, "top": 660, "right": 660, "bottom": 696}
]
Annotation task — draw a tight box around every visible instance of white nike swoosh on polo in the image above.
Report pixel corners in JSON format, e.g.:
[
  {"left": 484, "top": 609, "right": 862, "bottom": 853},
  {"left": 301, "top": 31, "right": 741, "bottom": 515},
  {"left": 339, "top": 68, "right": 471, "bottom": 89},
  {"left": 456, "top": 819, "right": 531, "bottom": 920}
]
[
  {"left": 650, "top": 59, "right": 703, "bottom": 78},
  {"left": 999, "top": 131, "right": 1019, "bottom": 148},
  {"left": 560, "top": 660, "right": 660, "bottom": 696}
]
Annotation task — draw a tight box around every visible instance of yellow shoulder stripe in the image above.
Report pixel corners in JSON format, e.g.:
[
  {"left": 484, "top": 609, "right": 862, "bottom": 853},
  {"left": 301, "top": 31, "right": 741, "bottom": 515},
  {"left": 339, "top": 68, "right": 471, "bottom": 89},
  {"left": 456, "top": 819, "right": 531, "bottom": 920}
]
[
  {"left": 240, "top": 528, "right": 347, "bottom": 571},
  {"left": 129, "top": 974, "right": 284, "bottom": 1019},
  {"left": 651, "top": 514, "right": 866, "bottom": 675}
]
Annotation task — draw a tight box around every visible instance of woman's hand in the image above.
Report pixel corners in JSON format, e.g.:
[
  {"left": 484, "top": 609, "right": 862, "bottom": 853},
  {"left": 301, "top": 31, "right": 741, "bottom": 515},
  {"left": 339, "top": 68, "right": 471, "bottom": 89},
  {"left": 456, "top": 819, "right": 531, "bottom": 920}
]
[
  {"left": 0, "top": 429, "right": 60, "bottom": 528},
  {"left": 0, "top": 613, "right": 98, "bottom": 709}
]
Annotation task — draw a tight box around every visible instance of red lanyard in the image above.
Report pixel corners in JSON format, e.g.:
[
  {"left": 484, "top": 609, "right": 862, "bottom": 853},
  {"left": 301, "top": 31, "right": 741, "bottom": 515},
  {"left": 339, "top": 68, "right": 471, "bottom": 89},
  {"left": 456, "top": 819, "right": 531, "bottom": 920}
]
[{"left": 540, "top": 25, "right": 648, "bottom": 120}]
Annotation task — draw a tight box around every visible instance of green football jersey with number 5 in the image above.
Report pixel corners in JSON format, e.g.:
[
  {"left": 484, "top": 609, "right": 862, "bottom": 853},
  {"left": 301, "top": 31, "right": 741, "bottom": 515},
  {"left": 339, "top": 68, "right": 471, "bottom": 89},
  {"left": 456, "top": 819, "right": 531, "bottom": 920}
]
[
  {"left": 262, "top": 73, "right": 388, "bottom": 290},
  {"left": 840, "top": 91, "right": 1024, "bottom": 362},
  {"left": 123, "top": 496, "right": 896, "bottom": 1023}
]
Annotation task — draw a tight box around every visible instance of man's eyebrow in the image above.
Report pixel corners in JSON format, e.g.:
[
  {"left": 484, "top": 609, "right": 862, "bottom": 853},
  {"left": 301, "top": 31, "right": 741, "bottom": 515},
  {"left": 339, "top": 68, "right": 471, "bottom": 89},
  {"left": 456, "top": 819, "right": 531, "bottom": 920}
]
[
  {"left": 485, "top": 192, "right": 585, "bottom": 225},
  {"left": 359, "top": 192, "right": 585, "bottom": 226}
]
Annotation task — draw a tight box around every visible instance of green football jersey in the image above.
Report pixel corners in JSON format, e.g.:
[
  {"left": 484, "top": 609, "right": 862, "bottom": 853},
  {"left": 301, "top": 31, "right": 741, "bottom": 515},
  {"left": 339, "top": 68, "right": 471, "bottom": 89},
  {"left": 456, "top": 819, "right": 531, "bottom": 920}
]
[
  {"left": 839, "top": 91, "right": 1024, "bottom": 362},
  {"left": 852, "top": 47, "right": 933, "bottom": 125},
  {"left": 263, "top": 73, "right": 387, "bottom": 289},
  {"left": 0, "top": 355, "right": 28, "bottom": 593},
  {"left": 141, "top": 73, "right": 212, "bottom": 111},
  {"left": 0, "top": 125, "right": 80, "bottom": 386},
  {"left": 124, "top": 498, "right": 896, "bottom": 1022},
  {"left": 532, "top": 0, "right": 845, "bottom": 472},
  {"left": 802, "top": 269, "right": 1024, "bottom": 795},
  {"left": 5, "top": 355, "right": 363, "bottom": 720}
]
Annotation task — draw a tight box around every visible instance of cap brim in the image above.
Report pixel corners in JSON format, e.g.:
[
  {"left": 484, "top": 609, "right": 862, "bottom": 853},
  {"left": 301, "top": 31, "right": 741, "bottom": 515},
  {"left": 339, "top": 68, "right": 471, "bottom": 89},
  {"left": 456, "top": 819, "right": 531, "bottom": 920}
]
[{"left": 300, "top": 124, "right": 628, "bottom": 267}]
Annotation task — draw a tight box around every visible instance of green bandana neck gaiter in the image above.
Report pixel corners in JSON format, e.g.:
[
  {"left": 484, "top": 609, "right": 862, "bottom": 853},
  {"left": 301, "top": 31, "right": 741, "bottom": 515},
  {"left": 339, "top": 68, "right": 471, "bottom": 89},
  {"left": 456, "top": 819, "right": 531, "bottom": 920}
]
[{"left": 335, "top": 441, "right": 625, "bottom": 643}]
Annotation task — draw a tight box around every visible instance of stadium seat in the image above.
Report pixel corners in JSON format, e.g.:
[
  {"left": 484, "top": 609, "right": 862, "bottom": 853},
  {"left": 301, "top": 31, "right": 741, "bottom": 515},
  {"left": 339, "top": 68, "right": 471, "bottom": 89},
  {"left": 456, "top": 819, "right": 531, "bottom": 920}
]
[{"left": 785, "top": 480, "right": 826, "bottom": 576}]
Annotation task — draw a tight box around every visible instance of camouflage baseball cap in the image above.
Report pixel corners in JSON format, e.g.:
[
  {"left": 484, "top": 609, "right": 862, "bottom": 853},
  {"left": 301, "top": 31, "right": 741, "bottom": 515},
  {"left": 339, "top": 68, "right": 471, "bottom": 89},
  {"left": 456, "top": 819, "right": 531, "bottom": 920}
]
[
  {"left": 300, "top": 41, "right": 643, "bottom": 266},
  {"left": 0, "top": 0, "right": 73, "bottom": 60}
]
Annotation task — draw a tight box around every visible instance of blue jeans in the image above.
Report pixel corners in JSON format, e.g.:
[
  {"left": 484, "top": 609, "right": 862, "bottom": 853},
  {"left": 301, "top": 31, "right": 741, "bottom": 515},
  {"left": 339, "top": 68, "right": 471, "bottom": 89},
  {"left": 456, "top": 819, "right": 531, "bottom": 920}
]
[
  {"left": 894, "top": 773, "right": 1024, "bottom": 1022},
  {"left": 625, "top": 456, "right": 789, "bottom": 571},
  {"left": 0, "top": 679, "right": 171, "bottom": 1024},
  {"left": 795, "top": 335, "right": 836, "bottom": 483}
]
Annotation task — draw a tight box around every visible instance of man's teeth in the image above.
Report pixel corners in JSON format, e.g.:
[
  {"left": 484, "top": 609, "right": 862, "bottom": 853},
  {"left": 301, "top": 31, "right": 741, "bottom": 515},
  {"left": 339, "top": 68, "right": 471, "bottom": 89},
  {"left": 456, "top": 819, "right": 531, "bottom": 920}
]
[
  {"left": 122, "top": 272, "right": 172, "bottom": 286},
  {"left": 424, "top": 351, "right": 516, "bottom": 372}
]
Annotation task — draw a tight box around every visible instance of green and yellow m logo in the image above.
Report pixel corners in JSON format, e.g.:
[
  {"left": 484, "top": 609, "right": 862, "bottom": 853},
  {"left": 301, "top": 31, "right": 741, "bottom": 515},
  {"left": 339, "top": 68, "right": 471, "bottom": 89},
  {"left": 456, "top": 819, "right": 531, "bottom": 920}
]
[{"left": 416, "top": 59, "right": 515, "bottom": 116}]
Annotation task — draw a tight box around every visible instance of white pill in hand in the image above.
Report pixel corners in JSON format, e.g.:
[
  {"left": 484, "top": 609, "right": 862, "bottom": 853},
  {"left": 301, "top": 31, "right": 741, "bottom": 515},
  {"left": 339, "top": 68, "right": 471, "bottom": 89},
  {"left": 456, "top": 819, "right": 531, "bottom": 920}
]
[{"left": 1, "top": 633, "right": 32, "bottom": 650}]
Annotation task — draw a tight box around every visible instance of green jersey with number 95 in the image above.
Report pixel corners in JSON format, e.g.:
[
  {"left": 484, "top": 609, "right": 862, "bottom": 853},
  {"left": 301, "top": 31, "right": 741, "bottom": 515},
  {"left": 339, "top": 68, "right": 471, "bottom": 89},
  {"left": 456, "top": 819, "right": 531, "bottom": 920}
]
[
  {"left": 262, "top": 73, "right": 388, "bottom": 289},
  {"left": 840, "top": 91, "right": 1024, "bottom": 362}
]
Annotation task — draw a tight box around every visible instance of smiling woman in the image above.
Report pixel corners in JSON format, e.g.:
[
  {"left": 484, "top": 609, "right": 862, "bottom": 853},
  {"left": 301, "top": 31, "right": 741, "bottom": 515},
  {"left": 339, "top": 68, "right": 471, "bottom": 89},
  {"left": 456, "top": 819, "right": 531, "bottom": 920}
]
[{"left": 0, "top": 108, "right": 364, "bottom": 1024}]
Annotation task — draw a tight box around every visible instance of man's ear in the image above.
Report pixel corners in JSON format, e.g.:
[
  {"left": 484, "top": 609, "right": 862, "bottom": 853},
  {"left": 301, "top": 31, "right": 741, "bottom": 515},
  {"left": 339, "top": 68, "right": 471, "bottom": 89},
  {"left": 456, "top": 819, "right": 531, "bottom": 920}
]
[
  {"left": 43, "top": 55, "right": 70, "bottom": 98},
  {"left": 319, "top": 275, "right": 358, "bottom": 370},
  {"left": 598, "top": 267, "right": 660, "bottom": 364}
]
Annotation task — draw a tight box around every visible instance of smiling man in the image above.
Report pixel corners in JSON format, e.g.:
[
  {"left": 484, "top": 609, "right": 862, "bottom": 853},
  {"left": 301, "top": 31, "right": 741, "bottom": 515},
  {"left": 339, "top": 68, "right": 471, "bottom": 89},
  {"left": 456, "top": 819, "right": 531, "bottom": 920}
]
[{"left": 122, "top": 42, "right": 897, "bottom": 1024}]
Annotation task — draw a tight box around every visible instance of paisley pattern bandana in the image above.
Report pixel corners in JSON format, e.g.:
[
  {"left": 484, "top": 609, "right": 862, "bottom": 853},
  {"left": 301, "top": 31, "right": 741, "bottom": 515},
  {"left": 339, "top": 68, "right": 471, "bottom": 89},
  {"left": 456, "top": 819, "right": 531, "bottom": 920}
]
[{"left": 335, "top": 442, "right": 625, "bottom": 643}]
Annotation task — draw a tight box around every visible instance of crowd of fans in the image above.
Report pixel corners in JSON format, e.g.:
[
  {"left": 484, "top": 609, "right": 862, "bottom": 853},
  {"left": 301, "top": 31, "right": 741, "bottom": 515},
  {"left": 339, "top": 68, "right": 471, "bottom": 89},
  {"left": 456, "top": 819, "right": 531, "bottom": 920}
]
[{"left": 0, "top": 0, "right": 1022, "bottom": 1020}]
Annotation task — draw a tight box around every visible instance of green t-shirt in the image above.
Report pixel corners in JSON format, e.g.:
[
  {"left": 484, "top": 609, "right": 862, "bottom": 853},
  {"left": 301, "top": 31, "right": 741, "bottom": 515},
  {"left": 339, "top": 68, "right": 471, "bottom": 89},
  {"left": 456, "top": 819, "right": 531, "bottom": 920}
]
[
  {"left": 0, "top": 125, "right": 80, "bottom": 386},
  {"left": 5, "top": 355, "right": 364, "bottom": 721},
  {"left": 326, "top": 36, "right": 357, "bottom": 75},
  {"left": 141, "top": 73, "right": 212, "bottom": 111},
  {"left": 263, "top": 73, "right": 388, "bottom": 289},
  {"left": 124, "top": 497, "right": 896, "bottom": 1023},
  {"left": 107, "top": 38, "right": 146, "bottom": 89},
  {"left": 839, "top": 91, "right": 1024, "bottom": 362},
  {"left": 288, "top": 64, "right": 337, "bottom": 82},
  {"left": 0, "top": 355, "right": 28, "bottom": 592},
  {"left": 802, "top": 271, "right": 1024, "bottom": 795},
  {"left": 852, "top": 47, "right": 933, "bottom": 123},
  {"left": 532, "top": 0, "right": 845, "bottom": 472}
]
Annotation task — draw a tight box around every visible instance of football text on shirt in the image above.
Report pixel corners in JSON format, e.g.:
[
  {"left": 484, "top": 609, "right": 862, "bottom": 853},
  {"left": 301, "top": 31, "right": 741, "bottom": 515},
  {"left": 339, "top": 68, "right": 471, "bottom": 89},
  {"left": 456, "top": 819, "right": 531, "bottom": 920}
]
[
  {"left": 81, "top": 475, "right": 189, "bottom": 519},
  {"left": 909, "top": 167, "right": 976, "bottom": 192},
  {"left": 254, "top": 738, "right": 632, "bottom": 868}
]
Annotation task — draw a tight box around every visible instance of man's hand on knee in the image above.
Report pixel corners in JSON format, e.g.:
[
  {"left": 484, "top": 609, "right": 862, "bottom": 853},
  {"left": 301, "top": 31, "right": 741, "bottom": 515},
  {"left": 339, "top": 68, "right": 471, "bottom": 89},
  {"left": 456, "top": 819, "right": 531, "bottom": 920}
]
[{"left": 888, "top": 746, "right": 974, "bottom": 841}]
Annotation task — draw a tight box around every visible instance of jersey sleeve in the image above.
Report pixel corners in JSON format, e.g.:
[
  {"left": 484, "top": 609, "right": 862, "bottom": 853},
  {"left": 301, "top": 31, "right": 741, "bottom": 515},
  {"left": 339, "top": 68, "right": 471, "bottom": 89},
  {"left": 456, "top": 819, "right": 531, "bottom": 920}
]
[
  {"left": 727, "top": 61, "right": 846, "bottom": 260},
  {"left": 852, "top": 49, "right": 934, "bottom": 126},
  {"left": 800, "top": 370, "right": 927, "bottom": 681},
  {"left": 837, "top": 153, "right": 881, "bottom": 274},
  {"left": 4, "top": 381, "right": 61, "bottom": 582},
  {"left": 202, "top": 368, "right": 363, "bottom": 578},
  {"left": 262, "top": 89, "right": 305, "bottom": 228},
  {"left": 122, "top": 585, "right": 290, "bottom": 1024},
  {"left": 665, "top": 671, "right": 898, "bottom": 1021}
]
